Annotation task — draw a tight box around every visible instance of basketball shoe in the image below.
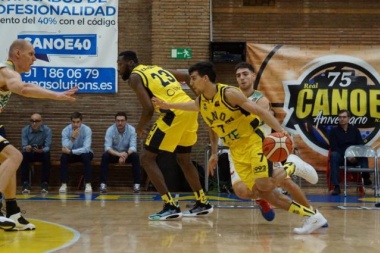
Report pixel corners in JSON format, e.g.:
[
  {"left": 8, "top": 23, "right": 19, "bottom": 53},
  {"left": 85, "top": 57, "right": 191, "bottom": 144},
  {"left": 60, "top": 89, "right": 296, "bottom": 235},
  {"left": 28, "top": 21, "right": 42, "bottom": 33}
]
[
  {"left": 286, "top": 154, "right": 318, "bottom": 184},
  {"left": 0, "top": 201, "right": 16, "bottom": 230},
  {"left": 182, "top": 200, "right": 213, "bottom": 217},
  {"left": 99, "top": 183, "right": 107, "bottom": 194},
  {"left": 149, "top": 203, "right": 182, "bottom": 221},
  {"left": 7, "top": 207, "right": 36, "bottom": 231},
  {"left": 256, "top": 199, "right": 275, "bottom": 221},
  {"left": 293, "top": 211, "right": 327, "bottom": 234}
]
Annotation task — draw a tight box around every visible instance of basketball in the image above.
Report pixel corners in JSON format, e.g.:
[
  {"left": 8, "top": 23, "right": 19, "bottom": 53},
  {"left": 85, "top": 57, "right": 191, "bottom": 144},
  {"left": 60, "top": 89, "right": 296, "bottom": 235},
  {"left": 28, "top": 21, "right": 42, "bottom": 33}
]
[{"left": 262, "top": 132, "right": 293, "bottom": 162}]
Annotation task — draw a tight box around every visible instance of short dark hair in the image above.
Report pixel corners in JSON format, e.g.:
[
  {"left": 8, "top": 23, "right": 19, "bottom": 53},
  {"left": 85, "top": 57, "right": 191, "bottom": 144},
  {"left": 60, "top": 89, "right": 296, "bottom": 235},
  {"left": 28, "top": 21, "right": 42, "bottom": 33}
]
[
  {"left": 338, "top": 109, "right": 351, "bottom": 117},
  {"left": 188, "top": 62, "right": 216, "bottom": 83},
  {"left": 70, "top": 111, "right": 83, "bottom": 120},
  {"left": 234, "top": 61, "right": 255, "bottom": 73},
  {"left": 118, "top": 50, "right": 138, "bottom": 64},
  {"left": 114, "top": 112, "right": 127, "bottom": 120}
]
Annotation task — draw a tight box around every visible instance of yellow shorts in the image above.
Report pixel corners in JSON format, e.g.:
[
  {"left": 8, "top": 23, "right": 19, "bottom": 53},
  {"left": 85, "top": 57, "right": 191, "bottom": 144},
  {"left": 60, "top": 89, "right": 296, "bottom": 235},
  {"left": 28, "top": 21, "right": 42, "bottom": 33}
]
[
  {"left": 145, "top": 110, "right": 198, "bottom": 152},
  {"left": 229, "top": 134, "right": 272, "bottom": 191}
]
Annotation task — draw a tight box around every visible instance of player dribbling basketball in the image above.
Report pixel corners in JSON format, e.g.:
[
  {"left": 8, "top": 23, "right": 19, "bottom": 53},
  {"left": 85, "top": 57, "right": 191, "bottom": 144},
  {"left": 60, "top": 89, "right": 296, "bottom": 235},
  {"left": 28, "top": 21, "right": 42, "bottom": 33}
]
[{"left": 152, "top": 62, "right": 328, "bottom": 234}]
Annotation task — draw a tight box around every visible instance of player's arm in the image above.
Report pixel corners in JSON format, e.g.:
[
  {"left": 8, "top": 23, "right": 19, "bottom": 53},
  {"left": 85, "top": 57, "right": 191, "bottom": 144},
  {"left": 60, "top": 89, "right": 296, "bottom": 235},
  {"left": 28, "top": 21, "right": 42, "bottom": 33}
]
[
  {"left": 256, "top": 96, "right": 271, "bottom": 111},
  {"left": 208, "top": 127, "right": 219, "bottom": 177},
  {"left": 168, "top": 69, "right": 198, "bottom": 95},
  {"left": 151, "top": 96, "right": 200, "bottom": 111},
  {"left": 225, "top": 88, "right": 284, "bottom": 133},
  {"left": 128, "top": 73, "right": 154, "bottom": 137},
  {"left": 167, "top": 69, "right": 190, "bottom": 85},
  {"left": 3, "top": 68, "right": 77, "bottom": 101}
]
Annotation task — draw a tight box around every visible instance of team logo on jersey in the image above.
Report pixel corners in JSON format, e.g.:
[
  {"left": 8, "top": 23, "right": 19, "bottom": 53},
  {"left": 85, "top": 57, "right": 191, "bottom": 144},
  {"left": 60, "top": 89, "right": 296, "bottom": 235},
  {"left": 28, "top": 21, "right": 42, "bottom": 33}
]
[{"left": 282, "top": 55, "right": 380, "bottom": 156}]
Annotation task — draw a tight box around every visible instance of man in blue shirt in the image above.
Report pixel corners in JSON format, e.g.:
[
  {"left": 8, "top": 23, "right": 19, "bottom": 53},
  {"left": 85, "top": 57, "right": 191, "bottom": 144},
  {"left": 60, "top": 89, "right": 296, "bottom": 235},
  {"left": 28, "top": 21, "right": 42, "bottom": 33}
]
[
  {"left": 60, "top": 112, "right": 94, "bottom": 193},
  {"left": 100, "top": 112, "right": 141, "bottom": 193},
  {"left": 20, "top": 113, "right": 52, "bottom": 194},
  {"left": 328, "top": 109, "right": 371, "bottom": 195}
]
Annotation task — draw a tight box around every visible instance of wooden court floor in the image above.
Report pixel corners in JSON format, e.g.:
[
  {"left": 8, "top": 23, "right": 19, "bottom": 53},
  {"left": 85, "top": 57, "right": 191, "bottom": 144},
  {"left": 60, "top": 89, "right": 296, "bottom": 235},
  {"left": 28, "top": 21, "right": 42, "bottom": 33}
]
[{"left": 1, "top": 187, "right": 380, "bottom": 253}]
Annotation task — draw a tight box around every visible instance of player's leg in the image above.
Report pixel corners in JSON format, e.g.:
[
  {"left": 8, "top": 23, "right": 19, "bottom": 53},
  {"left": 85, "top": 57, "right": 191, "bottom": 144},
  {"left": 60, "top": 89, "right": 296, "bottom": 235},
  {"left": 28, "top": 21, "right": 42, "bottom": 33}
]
[
  {"left": 0, "top": 143, "right": 35, "bottom": 231},
  {"left": 143, "top": 114, "right": 182, "bottom": 221},
  {"left": 285, "top": 154, "right": 318, "bottom": 184},
  {"left": 279, "top": 178, "right": 310, "bottom": 207},
  {"left": 176, "top": 148, "right": 213, "bottom": 217},
  {"left": 228, "top": 150, "right": 275, "bottom": 221},
  {"left": 256, "top": 155, "right": 326, "bottom": 234},
  {"left": 174, "top": 111, "right": 212, "bottom": 217},
  {"left": 256, "top": 186, "right": 327, "bottom": 234}
]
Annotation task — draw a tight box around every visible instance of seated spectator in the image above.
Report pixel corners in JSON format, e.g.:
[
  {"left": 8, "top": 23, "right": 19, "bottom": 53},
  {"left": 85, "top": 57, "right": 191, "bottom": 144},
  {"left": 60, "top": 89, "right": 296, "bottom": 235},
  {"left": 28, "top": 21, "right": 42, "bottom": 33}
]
[
  {"left": 100, "top": 112, "right": 141, "bottom": 193},
  {"left": 20, "top": 113, "right": 52, "bottom": 194},
  {"left": 328, "top": 109, "right": 371, "bottom": 195},
  {"left": 59, "top": 112, "right": 93, "bottom": 193}
]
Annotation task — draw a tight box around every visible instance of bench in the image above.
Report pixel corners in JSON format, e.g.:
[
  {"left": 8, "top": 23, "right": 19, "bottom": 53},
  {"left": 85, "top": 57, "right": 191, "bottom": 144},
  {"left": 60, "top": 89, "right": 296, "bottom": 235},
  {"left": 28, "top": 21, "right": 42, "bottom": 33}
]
[{"left": 25, "top": 160, "right": 148, "bottom": 192}]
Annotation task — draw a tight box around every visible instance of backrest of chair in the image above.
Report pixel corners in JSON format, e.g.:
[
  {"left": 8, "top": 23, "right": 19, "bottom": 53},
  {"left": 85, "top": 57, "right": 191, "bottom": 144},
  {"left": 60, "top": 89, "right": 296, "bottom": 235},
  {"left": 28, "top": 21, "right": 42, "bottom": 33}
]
[{"left": 344, "top": 145, "right": 376, "bottom": 158}]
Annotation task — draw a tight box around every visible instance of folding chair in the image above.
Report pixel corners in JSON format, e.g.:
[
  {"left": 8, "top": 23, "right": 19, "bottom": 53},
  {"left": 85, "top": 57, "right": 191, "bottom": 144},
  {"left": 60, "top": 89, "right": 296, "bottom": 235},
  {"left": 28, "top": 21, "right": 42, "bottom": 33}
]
[
  {"left": 326, "top": 150, "right": 364, "bottom": 194},
  {"left": 375, "top": 148, "right": 380, "bottom": 197},
  {"left": 343, "top": 145, "right": 378, "bottom": 197}
]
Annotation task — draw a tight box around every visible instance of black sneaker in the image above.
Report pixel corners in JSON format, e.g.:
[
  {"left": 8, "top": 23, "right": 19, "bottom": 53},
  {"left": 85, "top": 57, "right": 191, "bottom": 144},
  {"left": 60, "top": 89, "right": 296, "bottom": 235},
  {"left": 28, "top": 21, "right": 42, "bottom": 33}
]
[
  {"left": 148, "top": 203, "right": 182, "bottom": 221},
  {"left": 0, "top": 201, "right": 16, "bottom": 230},
  {"left": 41, "top": 182, "right": 49, "bottom": 194},
  {"left": 22, "top": 182, "right": 30, "bottom": 194},
  {"left": 7, "top": 207, "right": 36, "bottom": 231},
  {"left": 331, "top": 185, "right": 341, "bottom": 195},
  {"left": 183, "top": 200, "right": 213, "bottom": 217},
  {"left": 363, "top": 178, "right": 372, "bottom": 186}
]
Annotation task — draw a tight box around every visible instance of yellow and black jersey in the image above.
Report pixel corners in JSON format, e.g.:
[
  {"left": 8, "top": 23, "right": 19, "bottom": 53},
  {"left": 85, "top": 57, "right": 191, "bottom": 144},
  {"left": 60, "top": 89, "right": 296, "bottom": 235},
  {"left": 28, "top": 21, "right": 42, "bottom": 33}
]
[
  {"left": 199, "top": 83, "right": 261, "bottom": 147},
  {"left": 132, "top": 64, "right": 191, "bottom": 106}
]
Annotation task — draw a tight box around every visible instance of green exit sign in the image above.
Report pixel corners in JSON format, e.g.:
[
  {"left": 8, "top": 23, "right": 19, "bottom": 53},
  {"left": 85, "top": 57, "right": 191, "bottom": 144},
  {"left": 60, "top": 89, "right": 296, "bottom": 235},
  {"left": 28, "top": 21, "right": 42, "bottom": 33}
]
[{"left": 171, "top": 48, "right": 192, "bottom": 59}]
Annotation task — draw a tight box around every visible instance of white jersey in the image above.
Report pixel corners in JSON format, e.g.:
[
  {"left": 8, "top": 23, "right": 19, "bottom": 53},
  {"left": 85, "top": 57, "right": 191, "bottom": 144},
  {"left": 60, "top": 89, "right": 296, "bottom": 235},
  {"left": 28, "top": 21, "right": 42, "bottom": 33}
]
[
  {"left": 247, "top": 90, "right": 272, "bottom": 136},
  {"left": 0, "top": 62, "right": 13, "bottom": 112}
]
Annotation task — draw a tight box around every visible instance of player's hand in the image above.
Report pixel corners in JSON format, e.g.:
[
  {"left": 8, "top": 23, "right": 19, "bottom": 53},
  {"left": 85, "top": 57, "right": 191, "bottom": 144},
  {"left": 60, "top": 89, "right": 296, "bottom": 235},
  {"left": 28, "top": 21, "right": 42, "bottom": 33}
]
[
  {"left": 136, "top": 128, "right": 146, "bottom": 138},
  {"left": 151, "top": 97, "right": 170, "bottom": 109},
  {"left": 57, "top": 86, "right": 78, "bottom": 101},
  {"left": 207, "top": 154, "right": 218, "bottom": 177}
]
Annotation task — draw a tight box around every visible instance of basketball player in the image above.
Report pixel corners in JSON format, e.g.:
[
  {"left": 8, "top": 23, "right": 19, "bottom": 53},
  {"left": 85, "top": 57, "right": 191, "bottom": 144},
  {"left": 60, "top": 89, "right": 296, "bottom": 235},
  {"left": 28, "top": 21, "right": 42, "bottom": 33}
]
[
  {"left": 228, "top": 62, "right": 319, "bottom": 218},
  {"left": 152, "top": 62, "right": 327, "bottom": 234},
  {"left": 117, "top": 51, "right": 212, "bottom": 220},
  {"left": 0, "top": 39, "right": 78, "bottom": 231}
]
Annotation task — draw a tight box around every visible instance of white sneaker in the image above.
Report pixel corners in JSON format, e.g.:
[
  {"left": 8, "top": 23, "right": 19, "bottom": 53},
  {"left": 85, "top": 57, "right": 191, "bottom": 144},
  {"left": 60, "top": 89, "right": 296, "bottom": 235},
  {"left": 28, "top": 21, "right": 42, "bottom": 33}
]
[
  {"left": 59, "top": 184, "right": 67, "bottom": 193},
  {"left": 133, "top": 184, "right": 141, "bottom": 193},
  {"left": 286, "top": 154, "right": 318, "bottom": 184},
  {"left": 0, "top": 216, "right": 16, "bottom": 230},
  {"left": 99, "top": 183, "right": 107, "bottom": 193},
  {"left": 293, "top": 211, "right": 327, "bottom": 234},
  {"left": 7, "top": 209, "right": 36, "bottom": 231},
  {"left": 85, "top": 183, "right": 92, "bottom": 193}
]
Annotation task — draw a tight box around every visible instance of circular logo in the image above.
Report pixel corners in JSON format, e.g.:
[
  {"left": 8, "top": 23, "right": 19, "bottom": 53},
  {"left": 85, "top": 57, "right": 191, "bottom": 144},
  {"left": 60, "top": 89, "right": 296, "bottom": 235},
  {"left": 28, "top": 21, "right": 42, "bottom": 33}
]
[{"left": 282, "top": 55, "right": 380, "bottom": 155}]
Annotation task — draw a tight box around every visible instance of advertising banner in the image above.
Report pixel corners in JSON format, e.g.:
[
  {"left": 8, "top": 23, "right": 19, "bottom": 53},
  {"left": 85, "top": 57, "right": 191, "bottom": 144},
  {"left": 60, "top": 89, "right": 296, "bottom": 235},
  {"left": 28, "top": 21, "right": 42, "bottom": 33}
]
[
  {"left": 0, "top": 0, "right": 118, "bottom": 93},
  {"left": 247, "top": 44, "right": 380, "bottom": 171}
]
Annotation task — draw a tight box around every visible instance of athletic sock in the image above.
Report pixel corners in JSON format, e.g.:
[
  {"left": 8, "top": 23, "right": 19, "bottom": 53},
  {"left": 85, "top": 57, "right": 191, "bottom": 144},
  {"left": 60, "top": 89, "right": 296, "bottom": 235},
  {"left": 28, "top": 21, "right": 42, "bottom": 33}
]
[
  {"left": 283, "top": 162, "right": 296, "bottom": 177},
  {"left": 5, "top": 198, "right": 18, "bottom": 216},
  {"left": 161, "top": 192, "right": 176, "bottom": 206},
  {"left": 288, "top": 201, "right": 316, "bottom": 217},
  {"left": 194, "top": 189, "right": 208, "bottom": 204}
]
